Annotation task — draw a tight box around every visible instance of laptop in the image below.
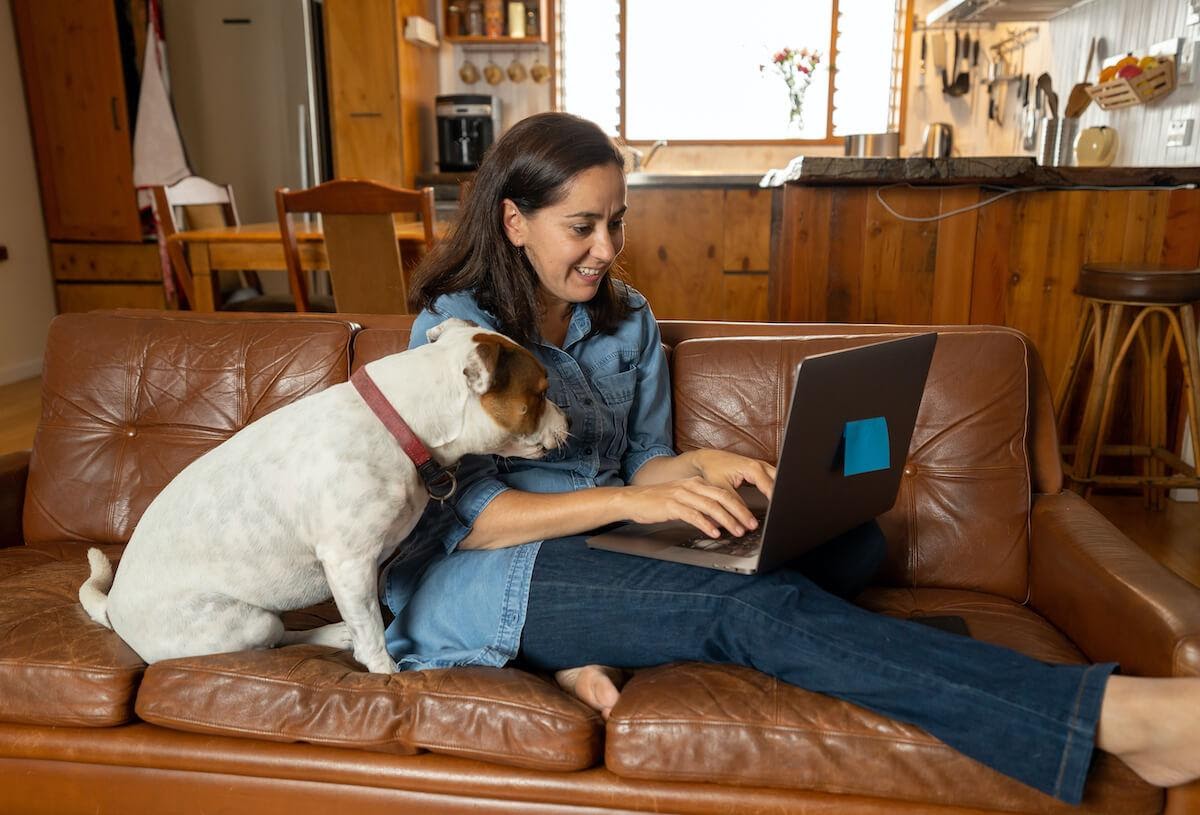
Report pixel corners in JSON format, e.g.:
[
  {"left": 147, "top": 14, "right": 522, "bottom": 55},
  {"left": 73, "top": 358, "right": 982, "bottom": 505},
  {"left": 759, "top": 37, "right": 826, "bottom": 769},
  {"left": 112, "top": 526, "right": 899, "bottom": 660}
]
[{"left": 586, "top": 333, "right": 938, "bottom": 575}]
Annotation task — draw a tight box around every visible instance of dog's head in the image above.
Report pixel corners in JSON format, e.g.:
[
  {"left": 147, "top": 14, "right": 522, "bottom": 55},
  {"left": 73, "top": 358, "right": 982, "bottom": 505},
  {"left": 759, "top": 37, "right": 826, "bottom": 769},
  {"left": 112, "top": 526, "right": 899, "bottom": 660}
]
[{"left": 420, "top": 318, "right": 569, "bottom": 460}]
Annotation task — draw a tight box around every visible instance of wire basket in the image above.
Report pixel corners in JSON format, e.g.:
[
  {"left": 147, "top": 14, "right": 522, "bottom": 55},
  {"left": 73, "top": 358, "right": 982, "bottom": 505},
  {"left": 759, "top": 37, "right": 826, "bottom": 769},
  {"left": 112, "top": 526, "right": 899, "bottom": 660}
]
[{"left": 1086, "top": 58, "right": 1175, "bottom": 110}]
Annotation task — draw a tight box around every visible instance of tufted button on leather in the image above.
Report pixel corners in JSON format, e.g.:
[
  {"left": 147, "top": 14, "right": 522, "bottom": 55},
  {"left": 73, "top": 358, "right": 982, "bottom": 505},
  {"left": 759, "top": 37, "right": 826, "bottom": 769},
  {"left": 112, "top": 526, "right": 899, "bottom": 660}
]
[
  {"left": 583, "top": 398, "right": 593, "bottom": 406},
  {"left": 903, "top": 464, "right": 916, "bottom": 476},
  {"left": 584, "top": 447, "right": 593, "bottom": 455},
  {"left": 125, "top": 427, "right": 137, "bottom": 438}
]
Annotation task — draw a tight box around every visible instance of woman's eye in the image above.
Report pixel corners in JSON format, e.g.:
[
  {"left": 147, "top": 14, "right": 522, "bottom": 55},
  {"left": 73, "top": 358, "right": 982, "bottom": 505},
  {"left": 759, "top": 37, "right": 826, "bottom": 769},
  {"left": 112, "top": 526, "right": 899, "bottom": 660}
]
[
  {"left": 608, "top": 218, "right": 625, "bottom": 231},
  {"left": 571, "top": 224, "right": 593, "bottom": 236}
]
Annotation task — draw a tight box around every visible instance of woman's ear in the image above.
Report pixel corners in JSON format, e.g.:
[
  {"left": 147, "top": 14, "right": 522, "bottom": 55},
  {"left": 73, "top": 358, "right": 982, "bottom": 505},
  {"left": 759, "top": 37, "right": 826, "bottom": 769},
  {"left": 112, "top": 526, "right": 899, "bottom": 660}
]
[{"left": 501, "top": 199, "right": 527, "bottom": 247}]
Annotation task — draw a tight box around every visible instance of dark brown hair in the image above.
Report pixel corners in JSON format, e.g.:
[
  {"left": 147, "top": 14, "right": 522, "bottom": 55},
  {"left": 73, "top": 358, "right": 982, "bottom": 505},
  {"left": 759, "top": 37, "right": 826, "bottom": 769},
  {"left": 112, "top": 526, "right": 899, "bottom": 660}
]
[{"left": 410, "top": 112, "right": 635, "bottom": 346}]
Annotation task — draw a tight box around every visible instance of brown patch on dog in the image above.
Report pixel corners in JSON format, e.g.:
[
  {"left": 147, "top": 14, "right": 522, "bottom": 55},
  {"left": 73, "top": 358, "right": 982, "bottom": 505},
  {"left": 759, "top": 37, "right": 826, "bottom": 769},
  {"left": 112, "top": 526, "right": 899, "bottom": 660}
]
[{"left": 472, "top": 332, "right": 550, "bottom": 436}]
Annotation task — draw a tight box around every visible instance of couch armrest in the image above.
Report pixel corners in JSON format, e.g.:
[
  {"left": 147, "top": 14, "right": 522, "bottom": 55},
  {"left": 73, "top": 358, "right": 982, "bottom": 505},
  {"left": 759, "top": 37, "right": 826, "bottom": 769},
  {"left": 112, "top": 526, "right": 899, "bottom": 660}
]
[
  {"left": 1030, "top": 491, "right": 1200, "bottom": 678},
  {"left": 0, "top": 451, "right": 30, "bottom": 549}
]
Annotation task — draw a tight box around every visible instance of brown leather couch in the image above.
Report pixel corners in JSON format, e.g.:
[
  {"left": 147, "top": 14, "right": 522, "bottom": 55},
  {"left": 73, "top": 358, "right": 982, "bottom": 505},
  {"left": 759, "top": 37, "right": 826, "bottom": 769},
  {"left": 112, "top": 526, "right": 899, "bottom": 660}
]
[{"left": 2, "top": 309, "right": 1198, "bottom": 815}]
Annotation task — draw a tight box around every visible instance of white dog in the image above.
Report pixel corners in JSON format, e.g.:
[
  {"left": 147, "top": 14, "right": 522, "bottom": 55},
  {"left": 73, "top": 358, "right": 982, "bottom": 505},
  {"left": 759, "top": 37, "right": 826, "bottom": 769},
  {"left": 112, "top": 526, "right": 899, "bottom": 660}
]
[{"left": 79, "top": 319, "right": 568, "bottom": 674}]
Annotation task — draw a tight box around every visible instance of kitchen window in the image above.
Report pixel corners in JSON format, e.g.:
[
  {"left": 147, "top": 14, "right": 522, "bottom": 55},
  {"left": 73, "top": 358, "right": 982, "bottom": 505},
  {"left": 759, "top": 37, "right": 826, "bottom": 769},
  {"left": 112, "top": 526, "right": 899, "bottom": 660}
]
[{"left": 556, "top": 0, "right": 910, "bottom": 143}]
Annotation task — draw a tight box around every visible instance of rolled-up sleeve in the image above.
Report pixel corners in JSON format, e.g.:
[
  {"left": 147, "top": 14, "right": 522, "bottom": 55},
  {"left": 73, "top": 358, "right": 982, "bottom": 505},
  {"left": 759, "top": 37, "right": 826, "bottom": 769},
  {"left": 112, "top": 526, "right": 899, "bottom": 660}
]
[
  {"left": 620, "top": 305, "right": 676, "bottom": 482},
  {"left": 409, "top": 299, "right": 510, "bottom": 552}
]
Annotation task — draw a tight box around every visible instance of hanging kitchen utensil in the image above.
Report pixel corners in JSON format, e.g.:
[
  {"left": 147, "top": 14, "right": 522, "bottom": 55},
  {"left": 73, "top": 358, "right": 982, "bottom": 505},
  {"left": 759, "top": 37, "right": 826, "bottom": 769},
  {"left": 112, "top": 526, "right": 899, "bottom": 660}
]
[
  {"left": 529, "top": 54, "right": 551, "bottom": 84},
  {"left": 483, "top": 57, "right": 504, "bottom": 85},
  {"left": 459, "top": 58, "right": 480, "bottom": 84},
  {"left": 1022, "top": 74, "right": 1038, "bottom": 151},
  {"left": 1065, "top": 37, "right": 1096, "bottom": 118},
  {"left": 946, "top": 32, "right": 971, "bottom": 97},
  {"left": 918, "top": 33, "right": 927, "bottom": 89},
  {"left": 931, "top": 32, "right": 948, "bottom": 91},
  {"left": 1035, "top": 72, "right": 1053, "bottom": 117},
  {"left": 506, "top": 52, "right": 527, "bottom": 83}
]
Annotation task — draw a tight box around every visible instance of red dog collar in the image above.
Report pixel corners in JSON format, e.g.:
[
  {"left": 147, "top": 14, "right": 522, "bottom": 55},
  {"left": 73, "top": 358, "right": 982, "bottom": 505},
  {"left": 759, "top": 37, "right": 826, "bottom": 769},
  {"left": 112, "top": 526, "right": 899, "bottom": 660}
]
[{"left": 351, "top": 367, "right": 457, "bottom": 502}]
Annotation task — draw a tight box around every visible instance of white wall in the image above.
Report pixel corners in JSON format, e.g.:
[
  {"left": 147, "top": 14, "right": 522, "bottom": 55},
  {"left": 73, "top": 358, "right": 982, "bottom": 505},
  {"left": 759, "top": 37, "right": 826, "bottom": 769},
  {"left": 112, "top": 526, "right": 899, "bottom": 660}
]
[
  {"left": 0, "top": 0, "right": 56, "bottom": 386},
  {"left": 905, "top": 0, "right": 1200, "bottom": 165}
]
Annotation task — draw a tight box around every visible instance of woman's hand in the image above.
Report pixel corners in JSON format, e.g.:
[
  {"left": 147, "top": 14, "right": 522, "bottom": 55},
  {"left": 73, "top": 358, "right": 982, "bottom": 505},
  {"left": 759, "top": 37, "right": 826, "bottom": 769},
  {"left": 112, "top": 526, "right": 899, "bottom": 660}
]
[
  {"left": 624, "top": 449, "right": 776, "bottom": 538},
  {"left": 689, "top": 449, "right": 776, "bottom": 500},
  {"left": 622, "top": 475, "right": 758, "bottom": 539}
]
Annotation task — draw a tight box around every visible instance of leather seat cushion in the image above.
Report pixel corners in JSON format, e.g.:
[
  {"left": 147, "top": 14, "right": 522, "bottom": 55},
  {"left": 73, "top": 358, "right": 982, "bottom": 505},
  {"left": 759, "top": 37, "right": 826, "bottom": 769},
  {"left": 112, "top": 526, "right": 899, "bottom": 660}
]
[
  {"left": 136, "top": 645, "right": 602, "bottom": 771},
  {"left": 605, "top": 589, "right": 1160, "bottom": 814},
  {"left": 0, "top": 553, "right": 145, "bottom": 728}
]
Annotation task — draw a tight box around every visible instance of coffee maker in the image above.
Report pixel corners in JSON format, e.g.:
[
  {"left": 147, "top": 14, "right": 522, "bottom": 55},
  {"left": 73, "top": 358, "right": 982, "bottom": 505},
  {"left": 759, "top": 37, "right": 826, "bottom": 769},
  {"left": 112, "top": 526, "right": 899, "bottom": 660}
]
[{"left": 436, "top": 94, "right": 501, "bottom": 172}]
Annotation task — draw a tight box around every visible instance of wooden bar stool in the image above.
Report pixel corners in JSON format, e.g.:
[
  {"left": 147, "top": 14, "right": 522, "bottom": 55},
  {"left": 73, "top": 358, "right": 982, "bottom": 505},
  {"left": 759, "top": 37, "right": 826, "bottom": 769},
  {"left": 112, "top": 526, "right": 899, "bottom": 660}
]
[{"left": 1055, "top": 264, "right": 1200, "bottom": 508}]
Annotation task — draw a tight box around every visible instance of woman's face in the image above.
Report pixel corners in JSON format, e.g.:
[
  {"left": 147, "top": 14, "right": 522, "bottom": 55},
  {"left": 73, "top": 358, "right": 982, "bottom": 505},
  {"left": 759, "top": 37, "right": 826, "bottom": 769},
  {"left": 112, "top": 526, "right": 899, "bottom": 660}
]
[{"left": 502, "top": 163, "right": 627, "bottom": 314}]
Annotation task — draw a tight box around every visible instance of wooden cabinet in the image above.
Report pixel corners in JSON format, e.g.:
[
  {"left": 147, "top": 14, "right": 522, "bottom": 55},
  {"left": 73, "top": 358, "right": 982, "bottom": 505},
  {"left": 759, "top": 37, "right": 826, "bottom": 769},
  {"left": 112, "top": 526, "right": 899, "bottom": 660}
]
[
  {"left": 11, "top": 0, "right": 142, "bottom": 242},
  {"left": 323, "top": 0, "right": 438, "bottom": 190},
  {"left": 50, "top": 243, "right": 164, "bottom": 313},
  {"left": 13, "top": 0, "right": 165, "bottom": 314},
  {"left": 769, "top": 181, "right": 1200, "bottom": 389},
  {"left": 622, "top": 186, "right": 772, "bottom": 321}
]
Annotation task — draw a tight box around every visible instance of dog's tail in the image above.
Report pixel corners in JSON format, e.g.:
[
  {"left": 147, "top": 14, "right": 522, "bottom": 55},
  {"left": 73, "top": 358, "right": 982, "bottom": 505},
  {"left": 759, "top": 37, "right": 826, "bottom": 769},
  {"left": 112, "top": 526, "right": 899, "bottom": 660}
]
[{"left": 79, "top": 547, "right": 114, "bottom": 629}]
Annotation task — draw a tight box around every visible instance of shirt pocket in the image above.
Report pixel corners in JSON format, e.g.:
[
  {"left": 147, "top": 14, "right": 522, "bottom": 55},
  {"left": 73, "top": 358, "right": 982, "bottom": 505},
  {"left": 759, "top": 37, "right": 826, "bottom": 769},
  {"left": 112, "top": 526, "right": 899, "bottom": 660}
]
[
  {"left": 538, "top": 378, "right": 573, "bottom": 463},
  {"left": 593, "top": 365, "right": 637, "bottom": 461}
]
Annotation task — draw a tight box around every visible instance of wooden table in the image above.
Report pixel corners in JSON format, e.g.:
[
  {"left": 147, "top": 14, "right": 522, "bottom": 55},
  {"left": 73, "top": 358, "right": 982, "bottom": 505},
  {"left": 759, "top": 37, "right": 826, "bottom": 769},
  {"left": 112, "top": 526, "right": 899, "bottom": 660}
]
[{"left": 167, "top": 220, "right": 437, "bottom": 312}]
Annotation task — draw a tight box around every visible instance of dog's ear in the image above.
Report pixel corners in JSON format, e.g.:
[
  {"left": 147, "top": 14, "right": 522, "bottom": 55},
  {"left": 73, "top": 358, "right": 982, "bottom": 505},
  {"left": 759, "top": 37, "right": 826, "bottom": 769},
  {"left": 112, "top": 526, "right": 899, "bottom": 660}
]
[
  {"left": 463, "top": 335, "right": 502, "bottom": 394},
  {"left": 426, "top": 317, "right": 478, "bottom": 344}
]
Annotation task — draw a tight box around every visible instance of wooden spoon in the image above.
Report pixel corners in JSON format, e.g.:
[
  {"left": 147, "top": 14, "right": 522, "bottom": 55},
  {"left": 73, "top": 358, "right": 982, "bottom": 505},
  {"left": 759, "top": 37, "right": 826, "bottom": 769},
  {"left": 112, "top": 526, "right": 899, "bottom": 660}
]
[{"left": 1065, "top": 37, "right": 1096, "bottom": 119}]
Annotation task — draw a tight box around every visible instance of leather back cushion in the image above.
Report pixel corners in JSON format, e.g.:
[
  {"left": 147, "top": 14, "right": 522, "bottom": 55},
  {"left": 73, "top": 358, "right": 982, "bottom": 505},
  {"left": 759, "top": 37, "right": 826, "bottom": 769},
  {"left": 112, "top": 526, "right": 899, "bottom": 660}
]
[
  {"left": 24, "top": 314, "right": 354, "bottom": 546},
  {"left": 671, "top": 331, "right": 1032, "bottom": 600}
]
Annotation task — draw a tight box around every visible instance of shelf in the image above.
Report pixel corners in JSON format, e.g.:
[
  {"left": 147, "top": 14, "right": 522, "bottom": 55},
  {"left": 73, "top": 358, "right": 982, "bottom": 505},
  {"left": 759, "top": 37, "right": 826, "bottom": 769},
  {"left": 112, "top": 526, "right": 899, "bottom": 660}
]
[
  {"left": 445, "top": 35, "right": 546, "bottom": 45},
  {"left": 443, "top": 0, "right": 547, "bottom": 44}
]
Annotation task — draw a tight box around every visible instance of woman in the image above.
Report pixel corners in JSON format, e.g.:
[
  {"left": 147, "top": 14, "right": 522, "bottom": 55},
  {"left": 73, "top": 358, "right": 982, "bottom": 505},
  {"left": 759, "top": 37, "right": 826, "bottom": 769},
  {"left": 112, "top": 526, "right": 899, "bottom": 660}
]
[{"left": 382, "top": 112, "right": 1199, "bottom": 804}]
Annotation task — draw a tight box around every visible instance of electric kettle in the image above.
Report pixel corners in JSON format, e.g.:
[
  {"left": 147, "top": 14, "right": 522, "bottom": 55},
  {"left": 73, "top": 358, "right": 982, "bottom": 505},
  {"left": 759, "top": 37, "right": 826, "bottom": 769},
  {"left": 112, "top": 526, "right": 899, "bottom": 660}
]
[{"left": 921, "top": 123, "right": 954, "bottom": 158}]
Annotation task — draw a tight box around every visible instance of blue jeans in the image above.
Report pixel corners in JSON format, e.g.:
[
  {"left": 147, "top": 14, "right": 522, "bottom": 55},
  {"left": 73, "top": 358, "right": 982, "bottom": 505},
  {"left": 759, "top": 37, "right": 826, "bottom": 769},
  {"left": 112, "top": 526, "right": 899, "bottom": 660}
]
[{"left": 519, "top": 523, "right": 1116, "bottom": 804}]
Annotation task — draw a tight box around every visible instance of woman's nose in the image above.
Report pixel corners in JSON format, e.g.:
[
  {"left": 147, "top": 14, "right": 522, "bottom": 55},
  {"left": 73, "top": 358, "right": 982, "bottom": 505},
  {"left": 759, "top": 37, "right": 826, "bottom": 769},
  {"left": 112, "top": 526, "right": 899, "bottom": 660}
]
[{"left": 590, "top": 230, "right": 617, "bottom": 262}]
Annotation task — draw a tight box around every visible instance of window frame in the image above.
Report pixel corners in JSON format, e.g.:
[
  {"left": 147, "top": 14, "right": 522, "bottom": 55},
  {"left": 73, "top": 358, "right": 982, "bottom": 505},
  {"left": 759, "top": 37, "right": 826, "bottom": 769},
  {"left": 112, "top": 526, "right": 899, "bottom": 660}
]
[{"left": 570, "top": 0, "right": 913, "bottom": 147}]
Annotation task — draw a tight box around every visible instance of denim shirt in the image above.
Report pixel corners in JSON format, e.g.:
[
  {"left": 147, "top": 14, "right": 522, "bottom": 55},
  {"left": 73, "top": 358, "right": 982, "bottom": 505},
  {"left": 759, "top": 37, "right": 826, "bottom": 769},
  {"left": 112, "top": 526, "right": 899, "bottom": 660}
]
[{"left": 382, "top": 286, "right": 675, "bottom": 669}]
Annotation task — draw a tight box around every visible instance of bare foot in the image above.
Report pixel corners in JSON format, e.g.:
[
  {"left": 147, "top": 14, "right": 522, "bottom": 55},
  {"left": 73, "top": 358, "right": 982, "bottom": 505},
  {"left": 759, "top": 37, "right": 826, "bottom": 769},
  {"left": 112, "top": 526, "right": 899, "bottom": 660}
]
[
  {"left": 1098, "top": 676, "right": 1200, "bottom": 788},
  {"left": 554, "top": 664, "right": 627, "bottom": 719}
]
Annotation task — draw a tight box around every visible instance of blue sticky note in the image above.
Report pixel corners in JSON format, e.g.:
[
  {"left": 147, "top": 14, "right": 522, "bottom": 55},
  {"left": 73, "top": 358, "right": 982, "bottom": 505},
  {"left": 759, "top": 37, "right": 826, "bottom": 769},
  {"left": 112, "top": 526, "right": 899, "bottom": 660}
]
[{"left": 843, "top": 417, "right": 890, "bottom": 477}]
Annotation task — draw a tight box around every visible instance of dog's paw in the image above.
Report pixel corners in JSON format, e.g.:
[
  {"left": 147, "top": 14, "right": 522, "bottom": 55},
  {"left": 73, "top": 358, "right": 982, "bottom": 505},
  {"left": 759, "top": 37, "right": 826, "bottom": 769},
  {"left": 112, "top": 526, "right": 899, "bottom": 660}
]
[
  {"left": 281, "top": 622, "right": 354, "bottom": 650},
  {"left": 362, "top": 654, "right": 397, "bottom": 674}
]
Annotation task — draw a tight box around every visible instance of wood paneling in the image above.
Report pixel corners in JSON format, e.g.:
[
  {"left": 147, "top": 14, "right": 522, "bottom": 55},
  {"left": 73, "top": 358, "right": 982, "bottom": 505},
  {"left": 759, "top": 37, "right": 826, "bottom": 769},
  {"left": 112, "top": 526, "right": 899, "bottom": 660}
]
[
  {"left": 722, "top": 273, "right": 770, "bottom": 322},
  {"left": 55, "top": 284, "right": 166, "bottom": 314},
  {"left": 50, "top": 243, "right": 162, "bottom": 283},
  {"left": 722, "top": 189, "right": 772, "bottom": 272},
  {"left": 621, "top": 188, "right": 726, "bottom": 320},
  {"left": 11, "top": 0, "right": 141, "bottom": 242},
  {"left": 323, "top": 0, "right": 435, "bottom": 190},
  {"left": 772, "top": 183, "right": 1200, "bottom": 389}
]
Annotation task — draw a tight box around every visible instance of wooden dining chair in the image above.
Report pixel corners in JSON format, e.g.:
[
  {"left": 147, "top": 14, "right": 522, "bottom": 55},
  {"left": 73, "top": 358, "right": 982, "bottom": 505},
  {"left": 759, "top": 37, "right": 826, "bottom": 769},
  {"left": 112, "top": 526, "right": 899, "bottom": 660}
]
[
  {"left": 152, "top": 176, "right": 298, "bottom": 312},
  {"left": 275, "top": 179, "right": 436, "bottom": 314}
]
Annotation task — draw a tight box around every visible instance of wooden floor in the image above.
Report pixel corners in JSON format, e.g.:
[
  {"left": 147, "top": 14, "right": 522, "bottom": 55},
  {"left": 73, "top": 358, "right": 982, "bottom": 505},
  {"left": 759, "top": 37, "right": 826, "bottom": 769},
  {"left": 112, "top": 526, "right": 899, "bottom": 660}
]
[
  {"left": 0, "top": 376, "right": 41, "bottom": 456},
  {"left": 0, "top": 376, "right": 1197, "bottom": 587}
]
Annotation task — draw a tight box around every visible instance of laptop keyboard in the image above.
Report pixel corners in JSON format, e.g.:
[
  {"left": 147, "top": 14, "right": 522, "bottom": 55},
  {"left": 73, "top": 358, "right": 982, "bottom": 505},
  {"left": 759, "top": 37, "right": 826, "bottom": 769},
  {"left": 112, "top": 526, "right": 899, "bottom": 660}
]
[{"left": 678, "top": 528, "right": 764, "bottom": 558}]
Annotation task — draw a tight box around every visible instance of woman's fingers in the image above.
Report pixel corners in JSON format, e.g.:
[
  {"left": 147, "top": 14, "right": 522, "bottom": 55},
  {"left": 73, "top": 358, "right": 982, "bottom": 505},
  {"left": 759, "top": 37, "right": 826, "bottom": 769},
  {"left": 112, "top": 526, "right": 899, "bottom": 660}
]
[{"left": 671, "top": 478, "right": 757, "bottom": 537}]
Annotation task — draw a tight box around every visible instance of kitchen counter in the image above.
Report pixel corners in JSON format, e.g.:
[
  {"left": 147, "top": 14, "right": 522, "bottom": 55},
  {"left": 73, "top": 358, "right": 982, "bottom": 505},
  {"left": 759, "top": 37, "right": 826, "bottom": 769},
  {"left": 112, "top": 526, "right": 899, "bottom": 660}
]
[
  {"left": 625, "top": 171, "right": 764, "bottom": 188},
  {"left": 416, "top": 170, "right": 767, "bottom": 196},
  {"left": 768, "top": 162, "right": 1200, "bottom": 392},
  {"left": 768, "top": 156, "right": 1200, "bottom": 188}
]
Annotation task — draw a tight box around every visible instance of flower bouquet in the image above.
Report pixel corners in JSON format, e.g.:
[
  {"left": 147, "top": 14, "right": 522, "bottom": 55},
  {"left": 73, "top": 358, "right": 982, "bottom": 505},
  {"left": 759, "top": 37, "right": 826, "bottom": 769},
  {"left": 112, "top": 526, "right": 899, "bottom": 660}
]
[{"left": 761, "top": 47, "right": 822, "bottom": 131}]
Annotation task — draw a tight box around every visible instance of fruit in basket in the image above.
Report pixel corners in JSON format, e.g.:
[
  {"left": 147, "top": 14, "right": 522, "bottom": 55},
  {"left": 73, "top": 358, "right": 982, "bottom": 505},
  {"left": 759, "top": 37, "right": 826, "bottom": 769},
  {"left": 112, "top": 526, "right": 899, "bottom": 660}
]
[
  {"left": 1117, "top": 64, "right": 1144, "bottom": 79},
  {"left": 1115, "top": 53, "right": 1138, "bottom": 69},
  {"left": 1139, "top": 55, "right": 1159, "bottom": 70},
  {"left": 1099, "top": 65, "right": 1119, "bottom": 82}
]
